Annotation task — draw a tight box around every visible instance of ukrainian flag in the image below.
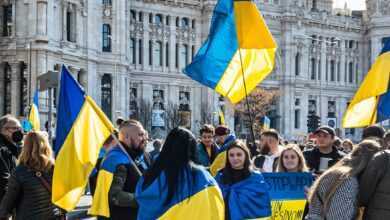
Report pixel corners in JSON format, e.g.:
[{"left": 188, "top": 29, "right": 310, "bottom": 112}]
[
  {"left": 89, "top": 146, "right": 130, "bottom": 217},
  {"left": 343, "top": 40, "right": 390, "bottom": 128},
  {"left": 28, "top": 91, "right": 40, "bottom": 131},
  {"left": 52, "top": 66, "right": 115, "bottom": 211},
  {"left": 135, "top": 166, "right": 224, "bottom": 220},
  {"left": 184, "top": 0, "right": 277, "bottom": 104},
  {"left": 210, "top": 134, "right": 236, "bottom": 176}
]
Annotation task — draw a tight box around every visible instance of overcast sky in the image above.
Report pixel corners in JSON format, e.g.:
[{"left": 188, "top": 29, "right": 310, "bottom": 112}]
[{"left": 333, "top": 0, "right": 366, "bottom": 10}]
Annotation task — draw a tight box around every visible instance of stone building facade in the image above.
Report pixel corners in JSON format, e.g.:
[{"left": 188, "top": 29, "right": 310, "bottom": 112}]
[{"left": 0, "top": 0, "right": 389, "bottom": 140}]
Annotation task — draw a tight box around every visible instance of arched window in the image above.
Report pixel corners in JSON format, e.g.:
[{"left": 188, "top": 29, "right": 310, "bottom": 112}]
[
  {"left": 181, "top": 18, "right": 189, "bottom": 28},
  {"left": 130, "top": 38, "right": 136, "bottom": 64},
  {"left": 295, "top": 53, "right": 301, "bottom": 76},
  {"left": 3, "top": 63, "right": 12, "bottom": 114},
  {"left": 153, "top": 41, "right": 163, "bottom": 66},
  {"left": 180, "top": 44, "right": 189, "bottom": 68},
  {"left": 130, "top": 10, "right": 136, "bottom": 22},
  {"left": 2, "top": 5, "right": 12, "bottom": 37},
  {"left": 101, "top": 74, "right": 112, "bottom": 119},
  {"left": 155, "top": 14, "right": 163, "bottom": 26},
  {"left": 102, "top": 24, "right": 111, "bottom": 52},
  {"left": 310, "top": 58, "right": 316, "bottom": 80}
]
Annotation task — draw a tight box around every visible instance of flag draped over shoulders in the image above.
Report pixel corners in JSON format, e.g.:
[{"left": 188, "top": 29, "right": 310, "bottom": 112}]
[
  {"left": 216, "top": 171, "right": 272, "bottom": 220},
  {"left": 88, "top": 146, "right": 130, "bottom": 217},
  {"left": 135, "top": 165, "right": 225, "bottom": 220},
  {"left": 52, "top": 65, "right": 115, "bottom": 211},
  {"left": 183, "top": 0, "right": 277, "bottom": 104}
]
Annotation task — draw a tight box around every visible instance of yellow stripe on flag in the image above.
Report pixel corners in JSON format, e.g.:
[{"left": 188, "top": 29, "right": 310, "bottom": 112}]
[
  {"left": 29, "top": 105, "right": 40, "bottom": 131},
  {"left": 52, "top": 96, "right": 115, "bottom": 211},
  {"left": 88, "top": 170, "right": 114, "bottom": 217}
]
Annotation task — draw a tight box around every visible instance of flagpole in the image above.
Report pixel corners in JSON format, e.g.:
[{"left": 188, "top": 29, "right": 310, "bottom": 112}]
[{"left": 238, "top": 48, "right": 256, "bottom": 145}]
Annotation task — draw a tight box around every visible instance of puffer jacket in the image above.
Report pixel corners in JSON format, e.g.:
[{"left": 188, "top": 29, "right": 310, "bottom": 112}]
[
  {"left": 0, "top": 165, "right": 59, "bottom": 220},
  {"left": 359, "top": 150, "right": 390, "bottom": 220}
]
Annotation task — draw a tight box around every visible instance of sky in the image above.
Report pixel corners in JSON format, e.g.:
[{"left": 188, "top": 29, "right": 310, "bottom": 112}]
[{"left": 333, "top": 0, "right": 366, "bottom": 10}]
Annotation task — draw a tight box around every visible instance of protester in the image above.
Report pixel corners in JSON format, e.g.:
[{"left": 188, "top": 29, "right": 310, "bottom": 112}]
[
  {"left": 216, "top": 140, "right": 271, "bottom": 219},
  {"left": 149, "top": 139, "right": 163, "bottom": 162},
  {"left": 0, "top": 131, "right": 63, "bottom": 220},
  {"left": 303, "top": 126, "right": 345, "bottom": 174},
  {"left": 307, "top": 140, "right": 381, "bottom": 220},
  {"left": 115, "top": 117, "right": 125, "bottom": 128},
  {"left": 135, "top": 127, "right": 224, "bottom": 220},
  {"left": 0, "top": 115, "right": 23, "bottom": 202},
  {"left": 359, "top": 147, "right": 390, "bottom": 219},
  {"left": 341, "top": 139, "right": 354, "bottom": 153},
  {"left": 362, "top": 125, "right": 385, "bottom": 141},
  {"left": 277, "top": 144, "right": 309, "bottom": 172},
  {"left": 253, "top": 129, "right": 283, "bottom": 172},
  {"left": 209, "top": 125, "right": 236, "bottom": 176},
  {"left": 195, "top": 124, "right": 219, "bottom": 167},
  {"left": 89, "top": 120, "right": 151, "bottom": 219}
]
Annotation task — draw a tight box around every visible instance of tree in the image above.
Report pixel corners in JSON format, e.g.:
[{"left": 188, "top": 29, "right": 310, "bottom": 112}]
[
  {"left": 165, "top": 102, "right": 181, "bottom": 131},
  {"left": 234, "top": 87, "right": 280, "bottom": 139},
  {"left": 134, "top": 99, "right": 152, "bottom": 133}
]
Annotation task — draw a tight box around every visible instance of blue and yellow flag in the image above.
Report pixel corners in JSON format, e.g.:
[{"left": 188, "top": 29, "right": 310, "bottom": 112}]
[
  {"left": 343, "top": 40, "right": 390, "bottom": 128},
  {"left": 216, "top": 171, "right": 271, "bottom": 219},
  {"left": 89, "top": 146, "right": 130, "bottom": 217},
  {"left": 210, "top": 134, "right": 236, "bottom": 176},
  {"left": 135, "top": 166, "right": 224, "bottom": 220},
  {"left": 28, "top": 91, "right": 40, "bottom": 131},
  {"left": 52, "top": 66, "right": 115, "bottom": 211},
  {"left": 184, "top": 0, "right": 277, "bottom": 104}
]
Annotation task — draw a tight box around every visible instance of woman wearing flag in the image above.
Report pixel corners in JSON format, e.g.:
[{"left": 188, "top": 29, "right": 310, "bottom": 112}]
[
  {"left": 135, "top": 127, "right": 224, "bottom": 220},
  {"left": 216, "top": 140, "right": 271, "bottom": 220}
]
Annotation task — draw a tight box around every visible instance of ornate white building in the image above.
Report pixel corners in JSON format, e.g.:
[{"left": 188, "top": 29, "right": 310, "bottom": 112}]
[{"left": 0, "top": 0, "right": 389, "bottom": 140}]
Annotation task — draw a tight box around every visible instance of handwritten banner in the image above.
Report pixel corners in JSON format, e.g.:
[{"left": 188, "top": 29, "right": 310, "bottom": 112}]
[{"left": 263, "top": 172, "right": 313, "bottom": 220}]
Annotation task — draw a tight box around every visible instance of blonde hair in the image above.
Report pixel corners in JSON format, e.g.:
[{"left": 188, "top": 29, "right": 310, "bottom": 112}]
[
  {"left": 308, "top": 140, "right": 381, "bottom": 214},
  {"left": 18, "top": 131, "right": 54, "bottom": 172},
  {"left": 277, "top": 144, "right": 308, "bottom": 172}
]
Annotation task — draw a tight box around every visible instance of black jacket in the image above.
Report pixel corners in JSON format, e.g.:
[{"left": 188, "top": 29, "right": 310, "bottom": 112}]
[
  {"left": 0, "top": 165, "right": 58, "bottom": 220},
  {"left": 108, "top": 145, "right": 152, "bottom": 220},
  {"left": 359, "top": 150, "right": 390, "bottom": 220},
  {"left": 303, "top": 145, "right": 345, "bottom": 173},
  {"left": 0, "top": 134, "right": 18, "bottom": 202}
]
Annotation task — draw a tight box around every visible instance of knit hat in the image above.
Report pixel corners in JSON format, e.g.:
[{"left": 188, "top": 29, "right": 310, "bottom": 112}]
[{"left": 215, "top": 125, "right": 230, "bottom": 136}]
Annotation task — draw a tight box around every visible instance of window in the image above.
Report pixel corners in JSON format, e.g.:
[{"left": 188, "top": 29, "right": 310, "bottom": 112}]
[
  {"left": 337, "top": 61, "right": 340, "bottom": 82},
  {"left": 192, "top": 19, "right": 196, "bottom": 29},
  {"left": 130, "top": 10, "right": 136, "bottom": 21},
  {"left": 138, "top": 12, "right": 143, "bottom": 22},
  {"left": 295, "top": 53, "right": 301, "bottom": 76},
  {"left": 176, "top": 17, "right": 180, "bottom": 27},
  {"left": 103, "top": 0, "right": 112, "bottom": 6},
  {"left": 181, "top": 18, "right": 189, "bottom": 28},
  {"left": 192, "top": 45, "right": 196, "bottom": 60},
  {"left": 101, "top": 74, "right": 112, "bottom": 119},
  {"left": 153, "top": 41, "right": 163, "bottom": 66},
  {"left": 20, "top": 62, "right": 28, "bottom": 116},
  {"left": 311, "top": 0, "right": 317, "bottom": 10},
  {"left": 344, "top": 61, "right": 348, "bottom": 82},
  {"left": 349, "top": 40, "right": 354, "bottom": 49},
  {"left": 175, "top": 43, "right": 179, "bottom": 68},
  {"left": 138, "top": 39, "right": 143, "bottom": 65},
  {"left": 155, "top": 14, "right": 163, "bottom": 26},
  {"left": 330, "top": 60, "right": 335, "bottom": 81},
  {"left": 355, "top": 63, "right": 359, "bottom": 84},
  {"left": 295, "top": 98, "right": 300, "bottom": 106},
  {"left": 149, "top": 13, "right": 153, "bottom": 24},
  {"left": 102, "top": 24, "right": 111, "bottom": 52},
  {"left": 328, "top": 101, "right": 335, "bottom": 117},
  {"left": 166, "top": 42, "right": 169, "bottom": 67},
  {"left": 348, "top": 62, "right": 353, "bottom": 83},
  {"left": 382, "top": 37, "right": 390, "bottom": 48},
  {"left": 166, "top": 16, "right": 170, "bottom": 26},
  {"left": 2, "top": 5, "right": 12, "bottom": 37},
  {"left": 310, "top": 58, "right": 316, "bottom": 80},
  {"left": 318, "top": 59, "right": 321, "bottom": 80},
  {"left": 180, "top": 44, "right": 189, "bottom": 68},
  {"left": 325, "top": 60, "right": 328, "bottom": 81},
  {"left": 130, "top": 38, "right": 136, "bottom": 64},
  {"left": 149, "top": 40, "right": 153, "bottom": 66},
  {"left": 66, "top": 5, "right": 76, "bottom": 42},
  {"left": 294, "top": 109, "right": 300, "bottom": 129},
  {"left": 129, "top": 87, "right": 138, "bottom": 119},
  {"left": 3, "top": 63, "right": 12, "bottom": 114}
]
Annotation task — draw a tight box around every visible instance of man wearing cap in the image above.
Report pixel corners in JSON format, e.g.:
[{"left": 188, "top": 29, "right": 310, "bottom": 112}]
[
  {"left": 303, "top": 126, "right": 345, "bottom": 174},
  {"left": 209, "top": 125, "right": 236, "bottom": 176}
]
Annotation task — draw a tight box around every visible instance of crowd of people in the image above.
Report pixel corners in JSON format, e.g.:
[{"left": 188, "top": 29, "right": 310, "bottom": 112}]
[{"left": 0, "top": 113, "right": 389, "bottom": 219}]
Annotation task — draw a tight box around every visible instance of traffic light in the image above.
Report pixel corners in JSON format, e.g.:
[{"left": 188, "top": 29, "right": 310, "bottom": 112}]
[{"left": 307, "top": 114, "right": 320, "bottom": 133}]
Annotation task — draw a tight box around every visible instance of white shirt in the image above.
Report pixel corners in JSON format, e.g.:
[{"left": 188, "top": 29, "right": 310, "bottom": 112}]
[{"left": 262, "top": 145, "right": 283, "bottom": 172}]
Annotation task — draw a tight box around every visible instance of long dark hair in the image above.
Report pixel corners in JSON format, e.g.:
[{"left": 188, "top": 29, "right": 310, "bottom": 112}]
[
  {"left": 221, "top": 140, "right": 252, "bottom": 184},
  {"left": 142, "top": 127, "right": 198, "bottom": 204}
]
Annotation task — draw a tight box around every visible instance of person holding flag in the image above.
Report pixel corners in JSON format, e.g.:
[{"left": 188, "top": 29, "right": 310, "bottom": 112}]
[
  {"left": 51, "top": 65, "right": 116, "bottom": 213},
  {"left": 135, "top": 127, "right": 224, "bottom": 220},
  {"left": 216, "top": 140, "right": 271, "bottom": 220},
  {"left": 89, "top": 119, "right": 151, "bottom": 219}
]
